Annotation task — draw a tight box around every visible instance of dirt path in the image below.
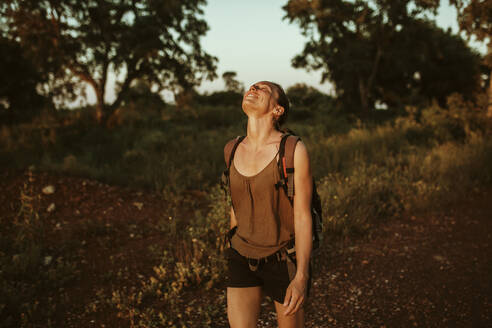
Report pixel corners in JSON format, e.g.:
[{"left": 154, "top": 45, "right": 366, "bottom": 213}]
[
  {"left": 294, "top": 190, "right": 492, "bottom": 327},
  {"left": 1, "top": 169, "right": 491, "bottom": 327}
]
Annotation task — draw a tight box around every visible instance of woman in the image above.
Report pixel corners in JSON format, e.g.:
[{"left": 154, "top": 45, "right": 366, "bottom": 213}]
[{"left": 223, "top": 81, "right": 313, "bottom": 327}]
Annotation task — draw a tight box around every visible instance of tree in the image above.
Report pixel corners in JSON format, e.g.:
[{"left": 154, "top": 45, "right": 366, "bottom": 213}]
[
  {"left": 0, "top": 37, "right": 47, "bottom": 124},
  {"left": 283, "top": 0, "right": 480, "bottom": 116},
  {"left": 120, "top": 79, "right": 166, "bottom": 115},
  {"left": 450, "top": 0, "right": 492, "bottom": 117},
  {"left": 1, "top": 0, "right": 217, "bottom": 125},
  {"left": 377, "top": 19, "right": 481, "bottom": 108},
  {"left": 286, "top": 83, "right": 331, "bottom": 109},
  {"left": 222, "top": 71, "right": 244, "bottom": 93}
]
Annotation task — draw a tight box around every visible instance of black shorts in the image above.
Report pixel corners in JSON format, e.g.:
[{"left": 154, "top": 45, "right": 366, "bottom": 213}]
[{"left": 224, "top": 247, "right": 312, "bottom": 304}]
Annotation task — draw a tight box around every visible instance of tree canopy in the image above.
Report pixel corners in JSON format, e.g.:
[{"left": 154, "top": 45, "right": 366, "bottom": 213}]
[
  {"left": 450, "top": 0, "right": 492, "bottom": 117},
  {"left": 222, "top": 71, "right": 244, "bottom": 93},
  {"left": 283, "top": 0, "right": 481, "bottom": 116},
  {"left": 0, "top": 36, "right": 47, "bottom": 124},
  {"left": 286, "top": 83, "right": 331, "bottom": 109},
  {"left": 1, "top": 0, "right": 217, "bottom": 124}
]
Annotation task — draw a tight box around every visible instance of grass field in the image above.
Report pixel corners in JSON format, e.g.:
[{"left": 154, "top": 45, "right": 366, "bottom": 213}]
[{"left": 1, "top": 96, "right": 491, "bottom": 326}]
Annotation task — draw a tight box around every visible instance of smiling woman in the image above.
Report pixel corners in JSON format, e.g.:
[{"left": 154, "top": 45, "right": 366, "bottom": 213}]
[
  {"left": 221, "top": 81, "right": 313, "bottom": 327},
  {"left": 243, "top": 82, "right": 291, "bottom": 131}
]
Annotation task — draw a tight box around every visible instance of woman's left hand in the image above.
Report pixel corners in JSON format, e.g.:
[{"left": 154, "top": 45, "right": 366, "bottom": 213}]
[{"left": 282, "top": 275, "right": 308, "bottom": 316}]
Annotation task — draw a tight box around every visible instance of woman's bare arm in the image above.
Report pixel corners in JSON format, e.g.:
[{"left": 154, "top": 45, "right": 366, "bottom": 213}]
[
  {"left": 292, "top": 141, "right": 313, "bottom": 280},
  {"left": 283, "top": 140, "right": 313, "bottom": 315}
]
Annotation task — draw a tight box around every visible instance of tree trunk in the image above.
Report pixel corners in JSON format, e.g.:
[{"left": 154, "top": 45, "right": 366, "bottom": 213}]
[
  {"left": 357, "top": 46, "right": 382, "bottom": 119},
  {"left": 488, "top": 67, "right": 492, "bottom": 118},
  {"left": 94, "top": 102, "right": 106, "bottom": 125},
  {"left": 358, "top": 77, "right": 370, "bottom": 118},
  {"left": 94, "top": 98, "right": 113, "bottom": 128},
  {"left": 94, "top": 87, "right": 107, "bottom": 125}
]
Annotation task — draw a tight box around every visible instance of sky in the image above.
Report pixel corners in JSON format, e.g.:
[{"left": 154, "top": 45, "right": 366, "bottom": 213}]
[
  {"left": 95, "top": 0, "right": 487, "bottom": 105},
  {"left": 195, "top": 0, "right": 333, "bottom": 95},
  {"left": 195, "top": 0, "right": 487, "bottom": 94}
]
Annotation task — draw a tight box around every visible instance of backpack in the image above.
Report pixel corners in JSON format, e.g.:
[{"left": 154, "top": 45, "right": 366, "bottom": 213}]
[{"left": 221, "top": 132, "right": 323, "bottom": 252}]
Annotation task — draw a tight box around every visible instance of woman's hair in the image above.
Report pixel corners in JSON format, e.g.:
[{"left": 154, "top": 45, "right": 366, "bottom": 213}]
[{"left": 267, "top": 81, "right": 290, "bottom": 131}]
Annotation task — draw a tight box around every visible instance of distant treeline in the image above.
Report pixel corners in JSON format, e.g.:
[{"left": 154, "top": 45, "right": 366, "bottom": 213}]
[{"left": 0, "top": 0, "right": 491, "bottom": 126}]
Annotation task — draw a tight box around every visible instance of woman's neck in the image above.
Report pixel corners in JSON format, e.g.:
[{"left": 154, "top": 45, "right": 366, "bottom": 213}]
[{"left": 246, "top": 117, "right": 281, "bottom": 150}]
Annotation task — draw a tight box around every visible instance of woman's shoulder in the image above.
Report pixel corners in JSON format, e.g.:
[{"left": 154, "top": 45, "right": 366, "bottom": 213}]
[
  {"left": 224, "top": 136, "right": 245, "bottom": 149},
  {"left": 293, "top": 139, "right": 310, "bottom": 168},
  {"left": 223, "top": 136, "right": 244, "bottom": 164}
]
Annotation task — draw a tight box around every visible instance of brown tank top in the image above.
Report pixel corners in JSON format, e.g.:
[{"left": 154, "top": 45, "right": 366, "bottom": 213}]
[{"left": 229, "top": 153, "right": 295, "bottom": 259}]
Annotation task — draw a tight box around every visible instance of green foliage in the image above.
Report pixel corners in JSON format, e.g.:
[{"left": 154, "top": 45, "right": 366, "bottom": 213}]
[
  {"left": 1, "top": 0, "right": 217, "bottom": 121},
  {"left": 1, "top": 92, "right": 492, "bottom": 326},
  {"left": 370, "top": 20, "right": 482, "bottom": 110},
  {"left": 0, "top": 171, "right": 79, "bottom": 327},
  {"left": 318, "top": 167, "right": 405, "bottom": 237},
  {"left": 110, "top": 100, "right": 491, "bottom": 325},
  {"left": 451, "top": 0, "right": 492, "bottom": 55},
  {"left": 108, "top": 185, "right": 229, "bottom": 326},
  {"left": 283, "top": 0, "right": 481, "bottom": 116},
  {"left": 450, "top": 0, "right": 492, "bottom": 117},
  {"left": 0, "top": 37, "right": 47, "bottom": 124},
  {"left": 0, "top": 105, "right": 249, "bottom": 193},
  {"left": 194, "top": 91, "right": 244, "bottom": 108},
  {"left": 222, "top": 71, "right": 244, "bottom": 93},
  {"left": 286, "top": 83, "right": 333, "bottom": 111},
  {"left": 121, "top": 80, "right": 167, "bottom": 114}
]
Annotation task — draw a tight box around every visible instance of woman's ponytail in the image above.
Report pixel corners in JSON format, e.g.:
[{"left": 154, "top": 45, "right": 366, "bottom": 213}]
[{"left": 268, "top": 81, "right": 290, "bottom": 131}]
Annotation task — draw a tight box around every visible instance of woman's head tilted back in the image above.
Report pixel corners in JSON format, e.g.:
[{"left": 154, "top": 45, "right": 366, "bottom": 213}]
[{"left": 242, "top": 80, "right": 290, "bottom": 131}]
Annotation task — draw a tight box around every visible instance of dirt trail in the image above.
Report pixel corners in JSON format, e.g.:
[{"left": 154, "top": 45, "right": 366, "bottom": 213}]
[
  {"left": 1, "top": 169, "right": 491, "bottom": 327},
  {"left": 293, "top": 190, "right": 492, "bottom": 327}
]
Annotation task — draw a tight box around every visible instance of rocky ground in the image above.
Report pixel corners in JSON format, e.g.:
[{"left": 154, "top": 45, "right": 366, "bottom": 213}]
[
  {"left": 281, "top": 190, "right": 492, "bottom": 327},
  {"left": 1, "top": 168, "right": 491, "bottom": 327}
]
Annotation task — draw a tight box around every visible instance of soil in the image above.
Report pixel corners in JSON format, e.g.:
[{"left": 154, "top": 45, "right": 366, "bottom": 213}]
[
  {"left": 1, "top": 168, "right": 491, "bottom": 327},
  {"left": 294, "top": 191, "right": 492, "bottom": 328}
]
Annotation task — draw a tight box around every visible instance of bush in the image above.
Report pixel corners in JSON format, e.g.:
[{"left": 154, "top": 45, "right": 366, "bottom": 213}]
[
  {"left": 1, "top": 93, "right": 491, "bottom": 326},
  {"left": 0, "top": 170, "right": 78, "bottom": 327}
]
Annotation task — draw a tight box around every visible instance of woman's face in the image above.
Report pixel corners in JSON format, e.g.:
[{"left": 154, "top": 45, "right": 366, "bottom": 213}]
[{"left": 242, "top": 81, "right": 279, "bottom": 118}]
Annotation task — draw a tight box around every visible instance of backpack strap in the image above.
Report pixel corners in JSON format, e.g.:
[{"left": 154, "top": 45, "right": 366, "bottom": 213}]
[
  {"left": 224, "top": 135, "right": 245, "bottom": 168},
  {"left": 223, "top": 136, "right": 238, "bottom": 166},
  {"left": 284, "top": 135, "right": 300, "bottom": 197},
  {"left": 221, "top": 136, "right": 245, "bottom": 192},
  {"left": 277, "top": 133, "right": 301, "bottom": 200}
]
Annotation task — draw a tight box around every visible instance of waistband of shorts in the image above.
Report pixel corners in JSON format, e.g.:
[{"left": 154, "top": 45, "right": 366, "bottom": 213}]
[{"left": 232, "top": 239, "right": 296, "bottom": 263}]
